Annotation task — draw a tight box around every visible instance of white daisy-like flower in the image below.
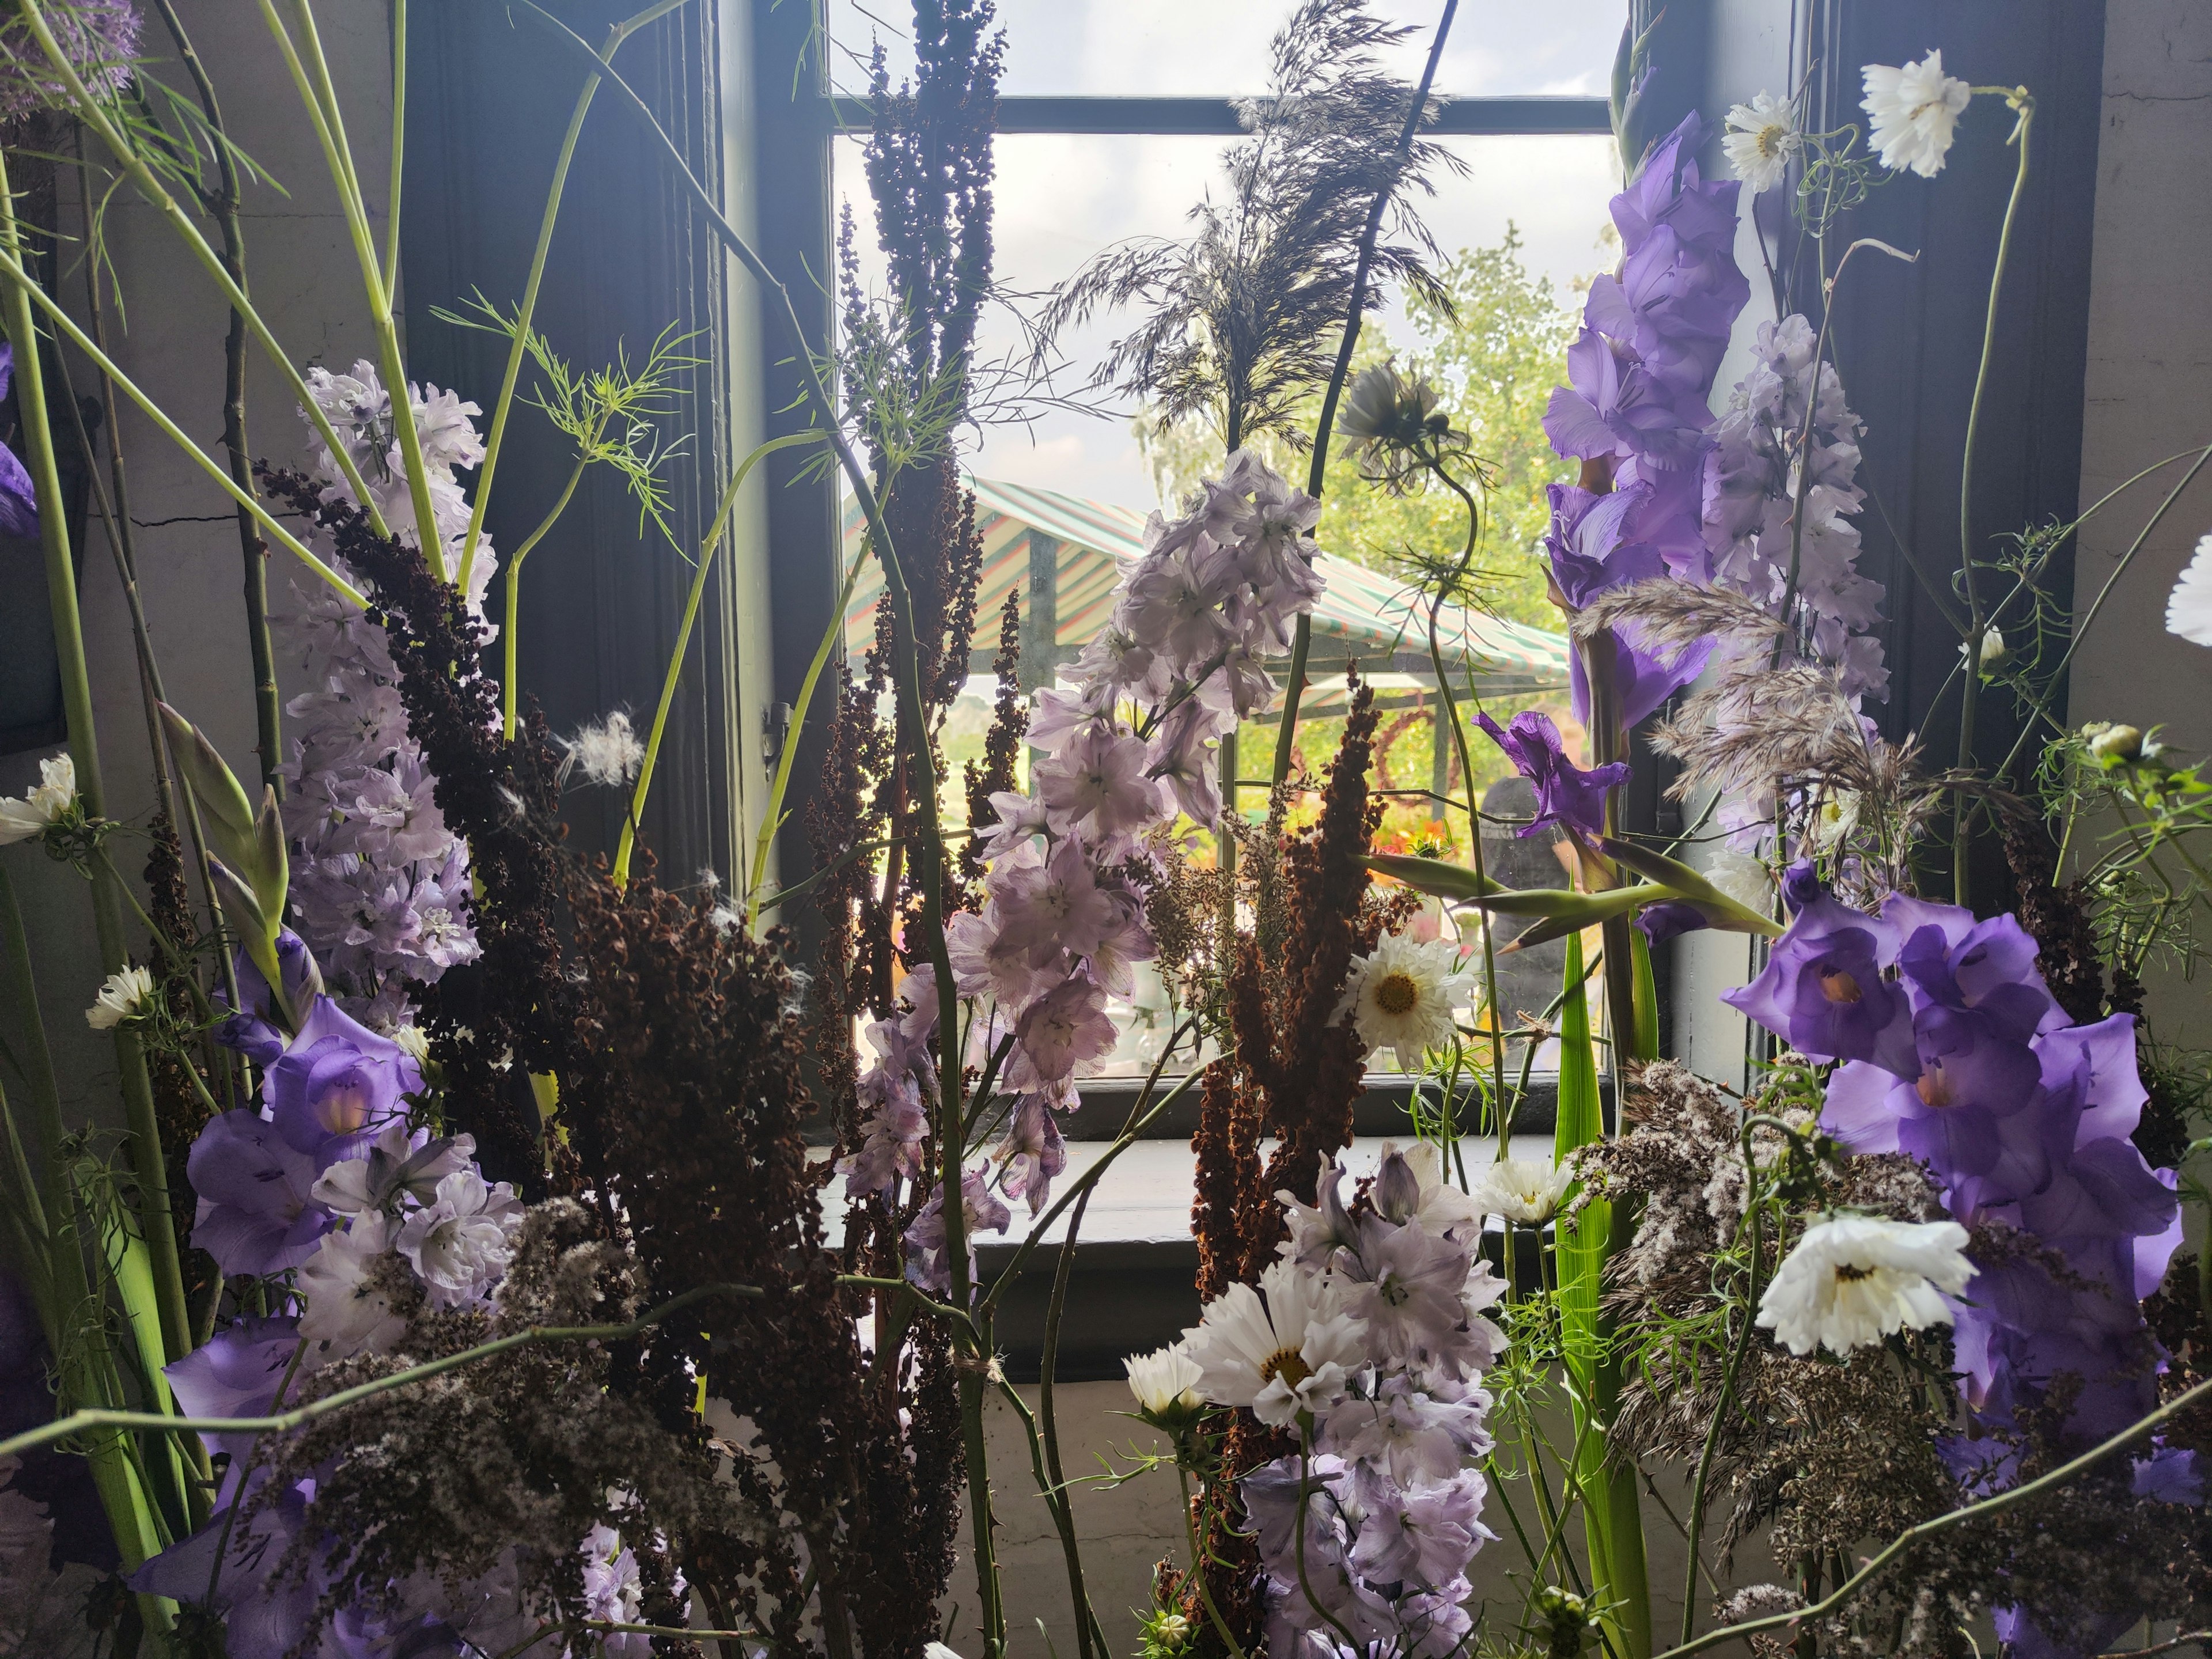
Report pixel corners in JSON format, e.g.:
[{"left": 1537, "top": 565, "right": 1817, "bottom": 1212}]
[
  {"left": 1124, "top": 1343, "right": 1206, "bottom": 1421},
  {"left": 1808, "top": 789, "right": 1861, "bottom": 854},
  {"left": 85, "top": 965, "right": 157, "bottom": 1031},
  {"left": 2166, "top": 532, "right": 2212, "bottom": 647},
  {"left": 1468, "top": 1156, "right": 1571, "bottom": 1227},
  {"left": 2084, "top": 722, "right": 2145, "bottom": 764},
  {"left": 0, "top": 752, "right": 78, "bottom": 845},
  {"left": 1861, "top": 51, "right": 1972, "bottom": 179},
  {"left": 392, "top": 1024, "right": 432, "bottom": 1064},
  {"left": 558, "top": 710, "right": 646, "bottom": 788},
  {"left": 1756, "top": 1213, "right": 1976, "bottom": 1357},
  {"left": 1334, "top": 934, "right": 1472, "bottom": 1073},
  {"left": 1723, "top": 91, "right": 1798, "bottom": 191},
  {"left": 1180, "top": 1257, "right": 1366, "bottom": 1426}
]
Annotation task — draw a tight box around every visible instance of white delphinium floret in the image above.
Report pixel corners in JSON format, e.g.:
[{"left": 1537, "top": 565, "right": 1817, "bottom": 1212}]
[
  {"left": 1706, "top": 852, "right": 1774, "bottom": 915},
  {"left": 1180, "top": 1257, "right": 1366, "bottom": 1427},
  {"left": 298, "top": 1212, "right": 412, "bottom": 1359},
  {"left": 1468, "top": 1156, "right": 1571, "bottom": 1226},
  {"left": 397, "top": 1169, "right": 525, "bottom": 1306},
  {"left": 1756, "top": 1213, "right": 1976, "bottom": 1357},
  {"left": 1861, "top": 51, "right": 1972, "bottom": 178},
  {"left": 85, "top": 965, "right": 156, "bottom": 1031},
  {"left": 0, "top": 752, "right": 77, "bottom": 844},
  {"left": 1723, "top": 91, "right": 1798, "bottom": 191},
  {"left": 2166, "top": 532, "right": 2212, "bottom": 647},
  {"left": 1124, "top": 1344, "right": 1206, "bottom": 1424},
  {"left": 559, "top": 710, "right": 646, "bottom": 787},
  {"left": 1335, "top": 934, "right": 1472, "bottom": 1074}
]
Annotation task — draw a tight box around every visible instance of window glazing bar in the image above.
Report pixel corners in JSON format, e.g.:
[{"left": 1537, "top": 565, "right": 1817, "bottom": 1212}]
[{"left": 825, "top": 93, "right": 1611, "bottom": 136}]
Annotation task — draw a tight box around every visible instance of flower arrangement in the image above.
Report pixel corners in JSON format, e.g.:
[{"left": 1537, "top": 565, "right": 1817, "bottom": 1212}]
[{"left": 2, "top": 6, "right": 2211, "bottom": 1659}]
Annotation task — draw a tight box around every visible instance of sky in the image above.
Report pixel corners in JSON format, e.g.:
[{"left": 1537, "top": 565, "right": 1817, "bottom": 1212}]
[{"left": 827, "top": 0, "right": 1627, "bottom": 509}]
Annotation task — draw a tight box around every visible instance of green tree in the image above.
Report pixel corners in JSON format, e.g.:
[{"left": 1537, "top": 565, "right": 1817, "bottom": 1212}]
[{"left": 1139, "top": 225, "right": 1581, "bottom": 631}]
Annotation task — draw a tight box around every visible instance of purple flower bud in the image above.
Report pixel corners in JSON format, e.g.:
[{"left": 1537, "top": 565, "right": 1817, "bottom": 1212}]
[{"left": 1373, "top": 1149, "right": 1422, "bottom": 1224}]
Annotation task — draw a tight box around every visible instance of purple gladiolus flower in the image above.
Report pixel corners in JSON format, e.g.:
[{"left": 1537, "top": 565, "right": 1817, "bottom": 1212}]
[
  {"left": 1634, "top": 900, "right": 1710, "bottom": 947},
  {"left": 1475, "top": 710, "right": 1628, "bottom": 843},
  {"left": 0, "top": 346, "right": 36, "bottom": 539},
  {"left": 165, "top": 1316, "right": 301, "bottom": 1483},
  {"left": 187, "top": 1111, "right": 333, "bottom": 1276},
  {"left": 214, "top": 927, "right": 325, "bottom": 1063},
  {"left": 264, "top": 995, "right": 422, "bottom": 1169}
]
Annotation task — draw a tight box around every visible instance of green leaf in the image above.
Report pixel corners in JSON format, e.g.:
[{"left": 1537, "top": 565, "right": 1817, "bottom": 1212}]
[
  {"left": 1598, "top": 836, "right": 1783, "bottom": 937},
  {"left": 1473, "top": 884, "right": 1649, "bottom": 923},
  {"left": 1361, "top": 853, "right": 1503, "bottom": 903}
]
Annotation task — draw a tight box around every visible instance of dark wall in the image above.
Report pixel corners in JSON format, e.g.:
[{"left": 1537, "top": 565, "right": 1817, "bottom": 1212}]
[
  {"left": 1642, "top": 0, "right": 2107, "bottom": 909},
  {"left": 402, "top": 0, "right": 741, "bottom": 885}
]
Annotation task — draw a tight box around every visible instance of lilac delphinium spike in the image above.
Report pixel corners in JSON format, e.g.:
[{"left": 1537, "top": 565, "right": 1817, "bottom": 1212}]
[
  {"left": 1539, "top": 114, "right": 1750, "bottom": 726},
  {"left": 1704, "top": 314, "right": 1889, "bottom": 703},
  {"left": 278, "top": 362, "right": 493, "bottom": 1028},
  {"left": 0, "top": 346, "right": 39, "bottom": 537},
  {"left": 0, "top": 1, "right": 141, "bottom": 121}
]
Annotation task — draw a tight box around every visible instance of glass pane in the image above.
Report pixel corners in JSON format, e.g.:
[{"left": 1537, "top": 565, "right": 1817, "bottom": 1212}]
[
  {"left": 827, "top": 0, "right": 1623, "bottom": 100},
  {"left": 835, "top": 131, "right": 1619, "bottom": 508}
]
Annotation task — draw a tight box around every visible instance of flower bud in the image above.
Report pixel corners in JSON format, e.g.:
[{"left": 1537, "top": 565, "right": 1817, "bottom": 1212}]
[
  {"left": 1373, "top": 1147, "right": 1422, "bottom": 1224},
  {"left": 2086, "top": 722, "right": 2144, "bottom": 764}
]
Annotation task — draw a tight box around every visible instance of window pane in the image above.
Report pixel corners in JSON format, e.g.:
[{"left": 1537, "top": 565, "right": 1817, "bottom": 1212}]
[
  {"left": 827, "top": 0, "right": 1622, "bottom": 100},
  {"left": 835, "top": 131, "right": 1618, "bottom": 507}
]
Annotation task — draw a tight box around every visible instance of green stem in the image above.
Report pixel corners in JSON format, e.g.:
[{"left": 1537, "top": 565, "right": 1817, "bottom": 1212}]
[
  {"left": 615, "top": 429, "right": 820, "bottom": 885},
  {"left": 147, "top": 0, "right": 282, "bottom": 797},
  {"left": 457, "top": 0, "right": 691, "bottom": 594},
  {"left": 383, "top": 0, "right": 406, "bottom": 306},
  {"left": 0, "top": 247, "right": 365, "bottom": 603},
  {"left": 16, "top": 0, "right": 388, "bottom": 536},
  {"left": 0, "top": 156, "right": 190, "bottom": 1370},
  {"left": 1678, "top": 1149, "right": 1766, "bottom": 1647},
  {"left": 1272, "top": 0, "right": 1458, "bottom": 790},
  {"left": 1177, "top": 1465, "right": 1250, "bottom": 1659},
  {"left": 260, "top": 0, "right": 447, "bottom": 580},
  {"left": 501, "top": 457, "right": 588, "bottom": 741},
  {"left": 1952, "top": 94, "right": 2035, "bottom": 907}
]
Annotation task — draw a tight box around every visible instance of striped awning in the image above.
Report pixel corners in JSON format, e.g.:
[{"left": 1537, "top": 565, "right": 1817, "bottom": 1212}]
[{"left": 841, "top": 476, "right": 1569, "bottom": 696}]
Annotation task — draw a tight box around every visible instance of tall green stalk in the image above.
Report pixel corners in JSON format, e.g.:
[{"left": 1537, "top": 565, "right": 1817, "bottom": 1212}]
[
  {"left": 0, "top": 149, "right": 191, "bottom": 1371},
  {"left": 1950, "top": 91, "right": 2035, "bottom": 907}
]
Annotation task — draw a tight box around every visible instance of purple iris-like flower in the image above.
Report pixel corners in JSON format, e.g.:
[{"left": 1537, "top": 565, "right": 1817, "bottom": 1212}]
[
  {"left": 165, "top": 1316, "right": 300, "bottom": 1482},
  {"left": 1475, "top": 710, "right": 1628, "bottom": 843},
  {"left": 187, "top": 1111, "right": 333, "bottom": 1276},
  {"left": 214, "top": 927, "right": 325, "bottom": 1064},
  {"left": 263, "top": 995, "right": 422, "bottom": 1169},
  {"left": 1634, "top": 900, "right": 1710, "bottom": 948},
  {"left": 1543, "top": 332, "right": 1716, "bottom": 469},
  {"left": 1721, "top": 891, "right": 1917, "bottom": 1075},
  {"left": 2133, "top": 1444, "right": 2204, "bottom": 1506},
  {"left": 1544, "top": 482, "right": 1663, "bottom": 609},
  {"left": 0, "top": 346, "right": 36, "bottom": 539}
]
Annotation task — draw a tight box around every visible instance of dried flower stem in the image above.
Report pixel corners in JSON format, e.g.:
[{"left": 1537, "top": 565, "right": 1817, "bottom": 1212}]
[
  {"left": 1654, "top": 1365, "right": 2212, "bottom": 1659},
  {"left": 0, "top": 1281, "right": 768, "bottom": 1465}
]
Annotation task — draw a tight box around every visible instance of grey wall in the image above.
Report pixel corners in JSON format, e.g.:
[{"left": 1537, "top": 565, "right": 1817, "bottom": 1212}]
[
  {"left": 3, "top": 0, "right": 394, "bottom": 1132},
  {"left": 2066, "top": 0, "right": 2212, "bottom": 1041}
]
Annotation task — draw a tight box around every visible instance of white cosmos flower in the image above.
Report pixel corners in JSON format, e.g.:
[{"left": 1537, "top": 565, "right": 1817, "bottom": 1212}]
[
  {"left": 1808, "top": 789, "right": 1861, "bottom": 854},
  {"left": 1756, "top": 1213, "right": 1976, "bottom": 1357},
  {"left": 2166, "top": 532, "right": 2212, "bottom": 647},
  {"left": 1861, "top": 51, "right": 1972, "bottom": 178},
  {"left": 85, "top": 965, "right": 156, "bottom": 1031},
  {"left": 1124, "top": 1343, "right": 1206, "bottom": 1420},
  {"left": 1468, "top": 1156, "right": 1571, "bottom": 1226},
  {"left": 1961, "top": 626, "right": 2008, "bottom": 672},
  {"left": 559, "top": 710, "right": 646, "bottom": 788},
  {"left": 1723, "top": 91, "right": 1798, "bottom": 191},
  {"left": 0, "top": 752, "right": 77, "bottom": 845},
  {"left": 1180, "top": 1257, "right": 1366, "bottom": 1426},
  {"left": 1335, "top": 934, "right": 1472, "bottom": 1073}
]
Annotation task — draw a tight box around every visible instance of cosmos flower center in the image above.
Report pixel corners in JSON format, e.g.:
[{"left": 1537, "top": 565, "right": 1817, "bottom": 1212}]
[
  {"left": 1834, "top": 1263, "right": 1877, "bottom": 1283},
  {"left": 1258, "top": 1348, "right": 1312, "bottom": 1390},
  {"left": 1819, "top": 968, "right": 1863, "bottom": 1005},
  {"left": 1373, "top": 972, "right": 1421, "bottom": 1016},
  {"left": 1756, "top": 123, "right": 1787, "bottom": 158}
]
